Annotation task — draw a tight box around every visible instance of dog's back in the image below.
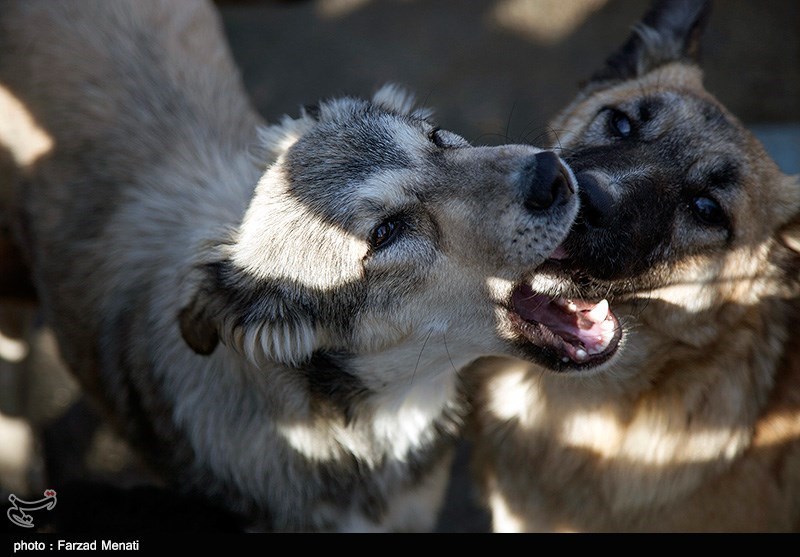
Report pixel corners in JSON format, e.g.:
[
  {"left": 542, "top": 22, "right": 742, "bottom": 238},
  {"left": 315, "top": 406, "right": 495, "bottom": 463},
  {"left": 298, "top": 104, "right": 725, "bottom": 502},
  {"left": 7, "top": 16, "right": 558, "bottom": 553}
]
[
  {"left": 0, "top": 0, "right": 265, "bottom": 491},
  {"left": 0, "top": 0, "right": 261, "bottom": 389}
]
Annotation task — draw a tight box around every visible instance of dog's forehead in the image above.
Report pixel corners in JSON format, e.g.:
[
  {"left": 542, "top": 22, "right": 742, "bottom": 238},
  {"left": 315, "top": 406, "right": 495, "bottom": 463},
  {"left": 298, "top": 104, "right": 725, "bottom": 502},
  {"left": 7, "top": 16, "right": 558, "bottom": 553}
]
[
  {"left": 604, "top": 81, "right": 741, "bottom": 140},
  {"left": 286, "top": 116, "right": 416, "bottom": 181},
  {"left": 581, "top": 67, "right": 798, "bottom": 229},
  {"left": 291, "top": 105, "right": 430, "bottom": 166},
  {"left": 272, "top": 108, "right": 433, "bottom": 232},
  {"left": 566, "top": 65, "right": 762, "bottom": 172}
]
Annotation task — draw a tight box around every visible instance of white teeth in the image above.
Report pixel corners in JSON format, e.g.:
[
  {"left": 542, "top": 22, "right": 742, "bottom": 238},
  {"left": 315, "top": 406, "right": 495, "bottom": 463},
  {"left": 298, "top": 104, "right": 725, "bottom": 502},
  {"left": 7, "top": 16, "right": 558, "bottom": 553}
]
[
  {"left": 575, "top": 349, "right": 588, "bottom": 361},
  {"left": 601, "top": 319, "right": 616, "bottom": 331},
  {"left": 566, "top": 301, "right": 578, "bottom": 312},
  {"left": 562, "top": 356, "right": 570, "bottom": 363},
  {"left": 587, "top": 299, "right": 609, "bottom": 323}
]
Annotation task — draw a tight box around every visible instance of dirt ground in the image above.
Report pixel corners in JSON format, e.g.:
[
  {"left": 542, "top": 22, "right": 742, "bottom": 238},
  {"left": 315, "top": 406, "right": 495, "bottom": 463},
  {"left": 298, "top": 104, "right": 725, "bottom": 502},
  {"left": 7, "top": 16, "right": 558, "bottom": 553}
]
[{"left": 1, "top": 0, "right": 799, "bottom": 533}]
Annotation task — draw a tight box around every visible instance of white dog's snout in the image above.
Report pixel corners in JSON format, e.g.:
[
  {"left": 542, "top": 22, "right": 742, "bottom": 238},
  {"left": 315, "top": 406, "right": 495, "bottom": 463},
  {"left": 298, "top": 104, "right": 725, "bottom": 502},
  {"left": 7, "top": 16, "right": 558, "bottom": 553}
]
[{"left": 521, "top": 151, "right": 578, "bottom": 212}]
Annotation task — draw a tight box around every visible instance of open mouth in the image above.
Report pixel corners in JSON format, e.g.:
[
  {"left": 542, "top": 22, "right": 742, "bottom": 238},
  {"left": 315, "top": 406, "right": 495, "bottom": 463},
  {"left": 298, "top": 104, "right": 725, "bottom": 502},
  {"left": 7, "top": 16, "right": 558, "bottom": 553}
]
[{"left": 508, "top": 282, "right": 622, "bottom": 370}]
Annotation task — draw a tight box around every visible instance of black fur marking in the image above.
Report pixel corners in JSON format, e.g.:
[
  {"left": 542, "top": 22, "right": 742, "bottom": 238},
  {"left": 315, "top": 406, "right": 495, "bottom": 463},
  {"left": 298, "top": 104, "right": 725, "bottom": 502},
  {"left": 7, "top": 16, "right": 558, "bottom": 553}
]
[
  {"left": 564, "top": 142, "right": 684, "bottom": 280},
  {"left": 300, "top": 351, "right": 371, "bottom": 421},
  {"left": 705, "top": 160, "right": 740, "bottom": 190},
  {"left": 284, "top": 105, "right": 415, "bottom": 229},
  {"left": 638, "top": 97, "right": 664, "bottom": 123},
  {"left": 180, "top": 259, "right": 367, "bottom": 359}
]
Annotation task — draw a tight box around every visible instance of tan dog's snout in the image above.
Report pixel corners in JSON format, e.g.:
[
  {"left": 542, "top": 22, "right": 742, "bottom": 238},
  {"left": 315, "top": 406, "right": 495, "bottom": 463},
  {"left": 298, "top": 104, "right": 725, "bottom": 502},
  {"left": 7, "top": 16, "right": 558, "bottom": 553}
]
[
  {"left": 521, "top": 151, "right": 576, "bottom": 213},
  {"left": 574, "top": 170, "right": 617, "bottom": 229}
]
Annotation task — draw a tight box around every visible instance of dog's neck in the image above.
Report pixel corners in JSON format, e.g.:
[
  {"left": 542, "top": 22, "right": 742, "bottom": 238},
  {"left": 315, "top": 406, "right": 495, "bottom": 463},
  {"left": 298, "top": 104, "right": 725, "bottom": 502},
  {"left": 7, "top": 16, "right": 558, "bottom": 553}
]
[
  {"left": 274, "top": 340, "right": 468, "bottom": 464},
  {"left": 498, "top": 297, "right": 791, "bottom": 515}
]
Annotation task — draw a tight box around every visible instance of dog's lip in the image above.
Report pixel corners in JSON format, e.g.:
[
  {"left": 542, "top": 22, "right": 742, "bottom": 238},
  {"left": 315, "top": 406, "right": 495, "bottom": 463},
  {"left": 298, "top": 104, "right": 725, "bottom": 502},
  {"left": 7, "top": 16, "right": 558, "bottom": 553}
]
[
  {"left": 548, "top": 244, "right": 569, "bottom": 261},
  {"left": 508, "top": 282, "right": 622, "bottom": 370}
]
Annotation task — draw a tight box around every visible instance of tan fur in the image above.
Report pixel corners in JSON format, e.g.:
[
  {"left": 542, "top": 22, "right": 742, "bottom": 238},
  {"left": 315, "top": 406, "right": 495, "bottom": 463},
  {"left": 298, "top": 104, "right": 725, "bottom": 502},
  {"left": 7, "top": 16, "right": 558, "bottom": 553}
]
[{"left": 469, "top": 57, "right": 800, "bottom": 533}]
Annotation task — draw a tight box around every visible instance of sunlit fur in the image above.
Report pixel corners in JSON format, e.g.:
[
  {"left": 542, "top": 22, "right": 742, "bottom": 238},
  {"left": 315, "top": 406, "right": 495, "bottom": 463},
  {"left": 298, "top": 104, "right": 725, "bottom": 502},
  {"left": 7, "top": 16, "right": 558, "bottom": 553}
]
[{"left": 469, "top": 0, "right": 800, "bottom": 532}]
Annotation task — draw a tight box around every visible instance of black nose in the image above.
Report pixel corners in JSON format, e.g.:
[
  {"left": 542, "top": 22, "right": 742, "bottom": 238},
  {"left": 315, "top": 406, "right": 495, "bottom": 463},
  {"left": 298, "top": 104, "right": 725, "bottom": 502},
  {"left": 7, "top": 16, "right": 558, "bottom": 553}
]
[
  {"left": 523, "top": 151, "right": 575, "bottom": 212},
  {"left": 576, "top": 171, "right": 615, "bottom": 228}
]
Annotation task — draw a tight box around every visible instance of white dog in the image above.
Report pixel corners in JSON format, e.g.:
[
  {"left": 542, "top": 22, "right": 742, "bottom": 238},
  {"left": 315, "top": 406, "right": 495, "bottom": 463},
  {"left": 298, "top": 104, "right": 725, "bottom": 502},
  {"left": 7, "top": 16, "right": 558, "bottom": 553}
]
[{"left": 0, "top": 0, "right": 579, "bottom": 531}]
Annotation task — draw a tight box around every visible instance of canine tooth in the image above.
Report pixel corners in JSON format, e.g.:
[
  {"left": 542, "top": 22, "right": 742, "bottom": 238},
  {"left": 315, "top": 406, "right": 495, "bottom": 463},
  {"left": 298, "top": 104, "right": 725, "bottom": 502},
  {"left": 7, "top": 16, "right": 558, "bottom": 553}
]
[
  {"left": 575, "top": 349, "right": 588, "bottom": 361},
  {"left": 587, "top": 299, "right": 609, "bottom": 323},
  {"left": 601, "top": 319, "right": 616, "bottom": 331}
]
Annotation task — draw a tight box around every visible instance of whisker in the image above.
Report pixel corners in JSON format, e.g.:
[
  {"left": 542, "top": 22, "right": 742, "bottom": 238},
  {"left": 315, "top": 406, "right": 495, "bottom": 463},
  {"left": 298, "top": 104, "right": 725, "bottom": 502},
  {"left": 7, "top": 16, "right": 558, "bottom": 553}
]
[
  {"left": 410, "top": 328, "right": 435, "bottom": 386},
  {"left": 442, "top": 331, "right": 459, "bottom": 375}
]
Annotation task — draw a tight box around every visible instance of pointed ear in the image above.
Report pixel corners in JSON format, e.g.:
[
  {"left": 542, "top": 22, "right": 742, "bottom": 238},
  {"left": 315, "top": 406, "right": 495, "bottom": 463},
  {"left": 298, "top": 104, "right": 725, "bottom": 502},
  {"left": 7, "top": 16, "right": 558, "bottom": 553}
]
[
  {"left": 179, "top": 260, "right": 318, "bottom": 367},
  {"left": 255, "top": 113, "right": 317, "bottom": 165},
  {"left": 590, "top": 0, "right": 712, "bottom": 85},
  {"left": 372, "top": 83, "right": 434, "bottom": 120}
]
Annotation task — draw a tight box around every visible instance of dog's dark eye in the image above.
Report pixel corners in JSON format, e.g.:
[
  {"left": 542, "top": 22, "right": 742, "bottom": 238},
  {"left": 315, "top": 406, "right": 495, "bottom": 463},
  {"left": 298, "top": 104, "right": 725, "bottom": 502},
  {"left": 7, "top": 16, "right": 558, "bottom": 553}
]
[
  {"left": 691, "top": 196, "right": 726, "bottom": 227},
  {"left": 370, "top": 218, "right": 404, "bottom": 250},
  {"left": 607, "top": 109, "right": 632, "bottom": 138}
]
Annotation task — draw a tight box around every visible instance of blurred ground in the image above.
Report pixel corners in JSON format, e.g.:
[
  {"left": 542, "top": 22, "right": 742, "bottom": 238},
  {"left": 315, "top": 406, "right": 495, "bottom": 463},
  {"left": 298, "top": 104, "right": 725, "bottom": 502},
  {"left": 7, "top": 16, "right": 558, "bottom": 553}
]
[{"left": 1, "top": 0, "right": 799, "bottom": 533}]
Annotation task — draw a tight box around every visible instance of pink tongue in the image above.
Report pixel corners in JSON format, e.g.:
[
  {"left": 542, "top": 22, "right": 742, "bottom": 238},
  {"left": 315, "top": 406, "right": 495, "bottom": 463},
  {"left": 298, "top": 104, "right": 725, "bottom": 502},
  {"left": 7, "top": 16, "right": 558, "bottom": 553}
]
[{"left": 512, "top": 285, "right": 615, "bottom": 361}]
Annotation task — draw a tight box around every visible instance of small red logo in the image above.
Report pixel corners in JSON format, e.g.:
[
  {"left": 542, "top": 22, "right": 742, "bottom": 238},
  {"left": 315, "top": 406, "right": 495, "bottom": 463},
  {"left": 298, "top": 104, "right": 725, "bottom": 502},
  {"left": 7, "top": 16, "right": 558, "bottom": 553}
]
[{"left": 44, "top": 490, "right": 56, "bottom": 498}]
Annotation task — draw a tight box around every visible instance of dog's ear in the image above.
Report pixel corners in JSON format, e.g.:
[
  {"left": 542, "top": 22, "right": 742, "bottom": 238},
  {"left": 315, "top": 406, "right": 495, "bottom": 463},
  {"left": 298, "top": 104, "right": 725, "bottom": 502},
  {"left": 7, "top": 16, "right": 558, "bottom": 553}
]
[
  {"left": 179, "top": 260, "right": 318, "bottom": 367},
  {"left": 255, "top": 114, "right": 317, "bottom": 165},
  {"left": 372, "top": 83, "right": 434, "bottom": 120},
  {"left": 590, "top": 0, "right": 712, "bottom": 85},
  {"left": 179, "top": 275, "right": 221, "bottom": 356}
]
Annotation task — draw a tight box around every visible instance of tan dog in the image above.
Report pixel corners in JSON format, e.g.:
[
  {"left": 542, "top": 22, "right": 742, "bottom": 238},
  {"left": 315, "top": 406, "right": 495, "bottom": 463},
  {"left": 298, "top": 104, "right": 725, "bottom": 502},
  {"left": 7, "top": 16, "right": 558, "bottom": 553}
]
[
  {"left": 0, "top": 0, "right": 579, "bottom": 531},
  {"left": 468, "top": 0, "right": 800, "bottom": 532}
]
